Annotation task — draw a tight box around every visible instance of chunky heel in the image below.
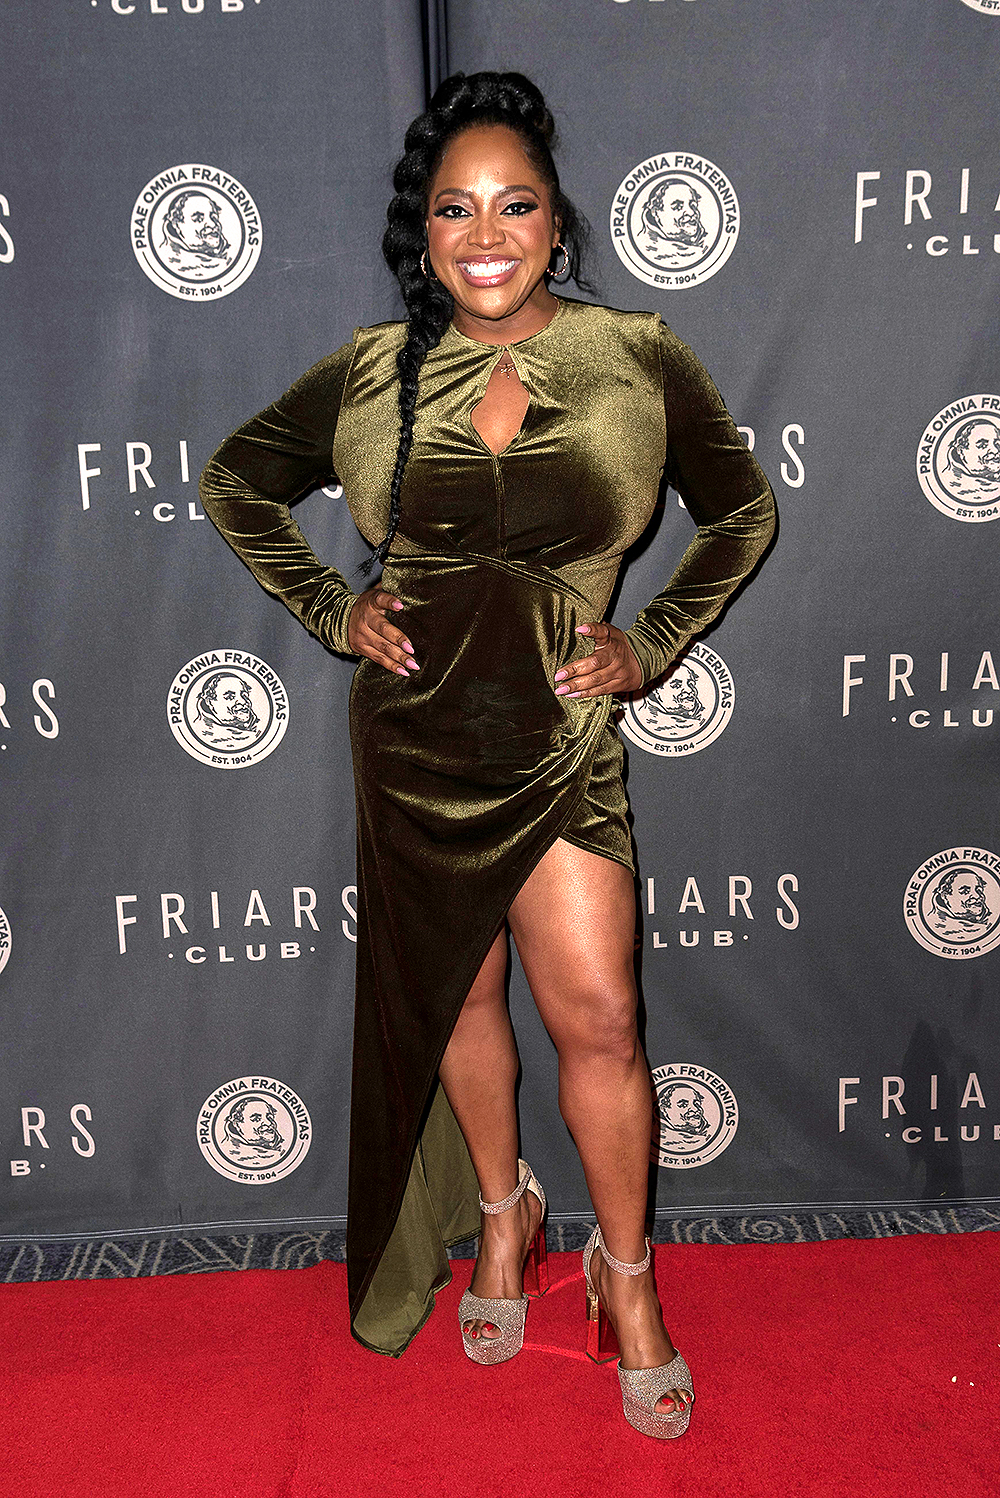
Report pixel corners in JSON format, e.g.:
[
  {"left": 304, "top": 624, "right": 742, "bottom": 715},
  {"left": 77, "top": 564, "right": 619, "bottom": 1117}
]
[
  {"left": 522, "top": 1221, "right": 548, "bottom": 1298},
  {"left": 585, "top": 1281, "right": 620, "bottom": 1363}
]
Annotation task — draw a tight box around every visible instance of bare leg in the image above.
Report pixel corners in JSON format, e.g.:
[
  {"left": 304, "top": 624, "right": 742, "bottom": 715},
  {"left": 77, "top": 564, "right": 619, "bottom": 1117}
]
[
  {"left": 507, "top": 838, "right": 689, "bottom": 1415},
  {"left": 438, "top": 927, "right": 542, "bottom": 1342}
]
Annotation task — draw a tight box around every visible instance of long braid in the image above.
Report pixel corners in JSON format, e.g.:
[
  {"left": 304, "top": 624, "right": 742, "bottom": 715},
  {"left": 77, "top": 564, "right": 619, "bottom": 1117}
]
[
  {"left": 361, "top": 71, "right": 594, "bottom": 575},
  {"left": 360, "top": 121, "right": 455, "bottom": 574}
]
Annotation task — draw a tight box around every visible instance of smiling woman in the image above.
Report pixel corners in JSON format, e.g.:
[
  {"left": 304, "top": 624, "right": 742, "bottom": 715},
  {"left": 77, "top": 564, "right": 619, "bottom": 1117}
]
[
  {"left": 425, "top": 126, "right": 560, "bottom": 456},
  {"left": 199, "top": 70, "right": 776, "bottom": 1440},
  {"left": 426, "top": 126, "right": 561, "bottom": 321}
]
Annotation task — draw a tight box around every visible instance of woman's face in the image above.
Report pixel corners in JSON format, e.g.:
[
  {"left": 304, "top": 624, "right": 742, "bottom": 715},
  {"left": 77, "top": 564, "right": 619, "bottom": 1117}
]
[{"left": 425, "top": 124, "right": 561, "bottom": 337}]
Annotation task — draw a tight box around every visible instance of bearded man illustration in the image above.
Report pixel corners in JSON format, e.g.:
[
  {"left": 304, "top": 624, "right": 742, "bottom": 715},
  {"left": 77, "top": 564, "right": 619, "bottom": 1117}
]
[
  {"left": 192, "top": 672, "right": 259, "bottom": 747},
  {"left": 942, "top": 418, "right": 1000, "bottom": 502},
  {"left": 929, "top": 868, "right": 993, "bottom": 940},
  {"left": 656, "top": 1083, "right": 711, "bottom": 1149},
  {"left": 220, "top": 1097, "right": 285, "bottom": 1164},
  {"left": 642, "top": 663, "right": 705, "bottom": 730},
  {"left": 640, "top": 178, "right": 708, "bottom": 265},
  {"left": 159, "top": 190, "right": 232, "bottom": 276}
]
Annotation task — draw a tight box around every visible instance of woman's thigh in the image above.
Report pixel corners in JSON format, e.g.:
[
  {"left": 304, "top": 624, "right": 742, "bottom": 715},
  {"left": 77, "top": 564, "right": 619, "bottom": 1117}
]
[{"left": 507, "top": 837, "right": 638, "bottom": 1051}]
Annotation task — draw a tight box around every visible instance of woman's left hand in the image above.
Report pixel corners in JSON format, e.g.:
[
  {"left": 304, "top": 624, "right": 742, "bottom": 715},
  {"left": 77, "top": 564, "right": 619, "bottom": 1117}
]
[{"left": 553, "top": 623, "right": 644, "bottom": 699}]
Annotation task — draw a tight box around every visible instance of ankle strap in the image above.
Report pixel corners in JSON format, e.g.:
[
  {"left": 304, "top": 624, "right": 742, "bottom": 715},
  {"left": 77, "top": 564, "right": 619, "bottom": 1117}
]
[
  {"left": 597, "top": 1226, "right": 651, "bottom": 1276},
  {"left": 480, "top": 1158, "right": 530, "bottom": 1215}
]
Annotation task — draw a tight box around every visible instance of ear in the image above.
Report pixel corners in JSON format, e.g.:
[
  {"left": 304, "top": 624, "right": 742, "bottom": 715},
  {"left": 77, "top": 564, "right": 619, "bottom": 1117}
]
[{"left": 552, "top": 216, "right": 562, "bottom": 249}]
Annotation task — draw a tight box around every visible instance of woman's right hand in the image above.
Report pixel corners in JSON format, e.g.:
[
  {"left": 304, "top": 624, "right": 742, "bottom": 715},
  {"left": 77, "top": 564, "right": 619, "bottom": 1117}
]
[{"left": 347, "top": 587, "right": 419, "bottom": 676}]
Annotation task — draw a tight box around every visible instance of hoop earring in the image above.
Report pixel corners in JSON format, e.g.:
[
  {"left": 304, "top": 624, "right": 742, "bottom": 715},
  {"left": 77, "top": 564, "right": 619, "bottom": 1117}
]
[
  {"left": 551, "top": 243, "right": 570, "bottom": 281},
  {"left": 420, "top": 251, "right": 434, "bottom": 280}
]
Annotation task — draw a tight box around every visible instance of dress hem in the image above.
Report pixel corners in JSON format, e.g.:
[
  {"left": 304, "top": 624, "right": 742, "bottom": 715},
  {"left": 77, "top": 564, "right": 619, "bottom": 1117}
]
[{"left": 347, "top": 697, "right": 614, "bottom": 1354}]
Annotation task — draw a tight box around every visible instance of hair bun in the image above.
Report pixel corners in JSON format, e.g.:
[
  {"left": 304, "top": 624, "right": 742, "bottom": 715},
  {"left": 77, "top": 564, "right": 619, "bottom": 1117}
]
[{"left": 428, "top": 71, "right": 554, "bottom": 145}]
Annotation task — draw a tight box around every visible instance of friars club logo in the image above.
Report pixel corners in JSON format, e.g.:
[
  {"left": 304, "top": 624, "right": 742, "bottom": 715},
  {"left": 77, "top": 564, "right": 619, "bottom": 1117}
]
[
  {"left": 610, "top": 153, "right": 739, "bottom": 288},
  {"left": 917, "top": 396, "right": 1000, "bottom": 522},
  {"left": 958, "top": 0, "right": 1000, "bottom": 13},
  {"left": 197, "top": 1076, "right": 311, "bottom": 1184},
  {"left": 619, "top": 642, "right": 734, "bottom": 757},
  {"left": 904, "top": 848, "right": 1000, "bottom": 960},
  {"left": 650, "top": 1064, "right": 738, "bottom": 1169},
  {"left": 130, "top": 165, "right": 261, "bottom": 301},
  {"left": 168, "top": 650, "right": 289, "bottom": 768},
  {"left": 0, "top": 902, "right": 10, "bottom": 978}
]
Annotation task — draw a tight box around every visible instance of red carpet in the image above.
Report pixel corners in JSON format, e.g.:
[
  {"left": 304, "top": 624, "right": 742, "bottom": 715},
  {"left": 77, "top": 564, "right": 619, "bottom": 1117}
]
[{"left": 3, "top": 1233, "right": 996, "bottom": 1497}]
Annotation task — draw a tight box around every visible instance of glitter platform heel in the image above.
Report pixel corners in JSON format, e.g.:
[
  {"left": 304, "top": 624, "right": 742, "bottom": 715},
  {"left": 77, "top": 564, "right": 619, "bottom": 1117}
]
[
  {"left": 458, "top": 1158, "right": 548, "bottom": 1365},
  {"left": 583, "top": 1225, "right": 694, "bottom": 1439}
]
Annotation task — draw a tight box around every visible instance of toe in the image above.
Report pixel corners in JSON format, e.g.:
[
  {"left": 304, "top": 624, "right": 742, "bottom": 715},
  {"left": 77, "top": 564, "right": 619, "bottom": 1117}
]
[
  {"left": 655, "top": 1388, "right": 691, "bottom": 1416},
  {"left": 463, "top": 1318, "right": 501, "bottom": 1341}
]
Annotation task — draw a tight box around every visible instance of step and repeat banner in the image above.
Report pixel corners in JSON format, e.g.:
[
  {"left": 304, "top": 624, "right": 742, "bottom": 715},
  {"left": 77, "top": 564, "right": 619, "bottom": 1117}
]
[{"left": 2, "top": 1, "right": 998, "bottom": 1254}]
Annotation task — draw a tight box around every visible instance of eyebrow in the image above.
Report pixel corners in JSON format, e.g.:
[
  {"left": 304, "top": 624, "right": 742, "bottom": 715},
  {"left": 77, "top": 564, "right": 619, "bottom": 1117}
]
[{"left": 432, "top": 184, "right": 541, "bottom": 204}]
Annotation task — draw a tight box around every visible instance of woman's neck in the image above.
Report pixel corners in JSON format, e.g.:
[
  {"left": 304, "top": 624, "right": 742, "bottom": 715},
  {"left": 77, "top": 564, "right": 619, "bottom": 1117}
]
[{"left": 450, "top": 287, "right": 560, "bottom": 347}]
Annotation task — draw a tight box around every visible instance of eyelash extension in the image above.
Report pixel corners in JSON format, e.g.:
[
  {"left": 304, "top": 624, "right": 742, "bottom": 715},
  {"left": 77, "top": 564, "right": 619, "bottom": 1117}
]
[{"left": 432, "top": 201, "right": 539, "bottom": 218}]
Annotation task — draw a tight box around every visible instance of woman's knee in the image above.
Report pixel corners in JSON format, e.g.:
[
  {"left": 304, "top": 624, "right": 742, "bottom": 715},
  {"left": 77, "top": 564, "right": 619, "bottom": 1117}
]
[{"left": 546, "top": 981, "right": 639, "bottom": 1064}]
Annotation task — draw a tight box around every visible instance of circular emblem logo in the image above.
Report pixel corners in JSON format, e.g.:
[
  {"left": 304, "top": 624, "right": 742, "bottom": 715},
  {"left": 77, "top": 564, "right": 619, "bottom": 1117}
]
[
  {"left": 916, "top": 396, "right": 1000, "bottom": 522},
  {"left": 197, "top": 1077, "right": 311, "bottom": 1184},
  {"left": 618, "top": 642, "right": 734, "bottom": 757},
  {"left": 168, "top": 650, "right": 289, "bottom": 769},
  {"left": 650, "top": 1064, "right": 738, "bottom": 1169},
  {"left": 903, "top": 847, "right": 1000, "bottom": 960},
  {"left": 958, "top": 0, "right": 1000, "bottom": 14},
  {"left": 0, "top": 902, "right": 11, "bottom": 978},
  {"left": 610, "top": 152, "right": 740, "bottom": 288},
  {"left": 130, "top": 164, "right": 261, "bottom": 301}
]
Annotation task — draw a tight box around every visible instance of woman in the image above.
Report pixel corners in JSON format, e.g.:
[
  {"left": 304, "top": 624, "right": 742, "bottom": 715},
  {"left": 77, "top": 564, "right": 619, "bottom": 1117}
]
[{"left": 200, "top": 71, "right": 775, "bottom": 1438}]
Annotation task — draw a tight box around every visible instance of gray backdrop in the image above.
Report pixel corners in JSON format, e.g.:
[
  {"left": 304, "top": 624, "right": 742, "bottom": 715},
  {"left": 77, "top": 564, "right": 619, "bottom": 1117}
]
[{"left": 2, "top": 0, "right": 998, "bottom": 1263}]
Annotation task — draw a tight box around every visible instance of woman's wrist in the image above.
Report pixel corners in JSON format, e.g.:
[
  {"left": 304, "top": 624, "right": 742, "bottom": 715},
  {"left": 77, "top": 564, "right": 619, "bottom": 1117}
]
[{"left": 318, "top": 588, "right": 361, "bottom": 656}]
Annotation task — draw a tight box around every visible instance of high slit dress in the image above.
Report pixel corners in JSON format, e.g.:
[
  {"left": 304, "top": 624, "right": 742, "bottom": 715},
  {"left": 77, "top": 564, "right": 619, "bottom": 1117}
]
[{"left": 199, "top": 296, "right": 776, "bottom": 1356}]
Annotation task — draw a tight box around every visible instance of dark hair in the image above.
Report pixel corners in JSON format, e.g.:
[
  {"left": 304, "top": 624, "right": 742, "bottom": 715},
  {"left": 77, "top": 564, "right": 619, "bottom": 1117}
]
[{"left": 360, "top": 70, "right": 593, "bottom": 574}]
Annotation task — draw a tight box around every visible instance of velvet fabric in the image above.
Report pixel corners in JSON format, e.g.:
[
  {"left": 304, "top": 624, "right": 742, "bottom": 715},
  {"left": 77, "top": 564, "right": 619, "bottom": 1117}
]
[{"left": 199, "top": 296, "right": 775, "bottom": 1355}]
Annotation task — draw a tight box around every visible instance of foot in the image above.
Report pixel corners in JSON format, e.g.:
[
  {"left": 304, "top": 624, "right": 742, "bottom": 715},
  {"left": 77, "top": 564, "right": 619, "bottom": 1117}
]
[
  {"left": 590, "top": 1248, "right": 693, "bottom": 1417},
  {"left": 462, "top": 1187, "right": 544, "bottom": 1343}
]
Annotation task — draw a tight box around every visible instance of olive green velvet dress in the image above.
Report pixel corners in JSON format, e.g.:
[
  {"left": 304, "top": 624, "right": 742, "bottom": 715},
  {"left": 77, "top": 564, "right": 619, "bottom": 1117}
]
[{"left": 199, "top": 296, "right": 775, "bottom": 1356}]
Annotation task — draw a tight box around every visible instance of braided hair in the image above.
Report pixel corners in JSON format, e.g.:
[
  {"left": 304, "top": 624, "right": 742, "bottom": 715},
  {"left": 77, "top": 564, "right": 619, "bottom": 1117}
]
[{"left": 361, "top": 70, "right": 593, "bottom": 574}]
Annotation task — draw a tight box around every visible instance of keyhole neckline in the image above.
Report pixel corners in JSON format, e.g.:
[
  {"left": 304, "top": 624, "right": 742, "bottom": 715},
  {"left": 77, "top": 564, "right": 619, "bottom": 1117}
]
[{"left": 468, "top": 349, "right": 532, "bottom": 458}]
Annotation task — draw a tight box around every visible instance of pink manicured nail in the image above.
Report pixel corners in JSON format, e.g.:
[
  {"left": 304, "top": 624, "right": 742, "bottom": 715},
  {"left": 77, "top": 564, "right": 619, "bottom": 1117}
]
[
  {"left": 576, "top": 625, "right": 591, "bottom": 634},
  {"left": 553, "top": 669, "right": 567, "bottom": 681},
  {"left": 392, "top": 601, "right": 403, "bottom": 610},
  {"left": 396, "top": 667, "right": 409, "bottom": 676},
  {"left": 406, "top": 658, "right": 419, "bottom": 670},
  {"left": 554, "top": 685, "right": 569, "bottom": 695},
  {"left": 401, "top": 639, "right": 414, "bottom": 652}
]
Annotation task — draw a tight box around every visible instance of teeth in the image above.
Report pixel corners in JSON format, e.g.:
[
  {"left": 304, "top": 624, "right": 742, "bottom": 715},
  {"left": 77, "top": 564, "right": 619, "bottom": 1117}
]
[{"left": 462, "top": 259, "right": 517, "bottom": 277}]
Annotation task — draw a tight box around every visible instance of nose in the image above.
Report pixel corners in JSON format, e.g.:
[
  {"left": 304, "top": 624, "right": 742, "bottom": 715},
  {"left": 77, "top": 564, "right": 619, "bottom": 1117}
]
[{"left": 468, "top": 211, "right": 505, "bottom": 251}]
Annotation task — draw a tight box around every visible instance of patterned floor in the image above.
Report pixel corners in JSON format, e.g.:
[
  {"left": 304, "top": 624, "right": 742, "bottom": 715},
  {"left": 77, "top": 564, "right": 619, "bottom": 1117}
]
[{"left": 4, "top": 1204, "right": 999, "bottom": 1282}]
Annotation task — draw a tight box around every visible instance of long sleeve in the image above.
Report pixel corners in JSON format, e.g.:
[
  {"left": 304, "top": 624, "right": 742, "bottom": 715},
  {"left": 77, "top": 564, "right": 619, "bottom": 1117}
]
[
  {"left": 623, "top": 321, "right": 777, "bottom": 686},
  {"left": 199, "top": 338, "right": 361, "bottom": 656}
]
